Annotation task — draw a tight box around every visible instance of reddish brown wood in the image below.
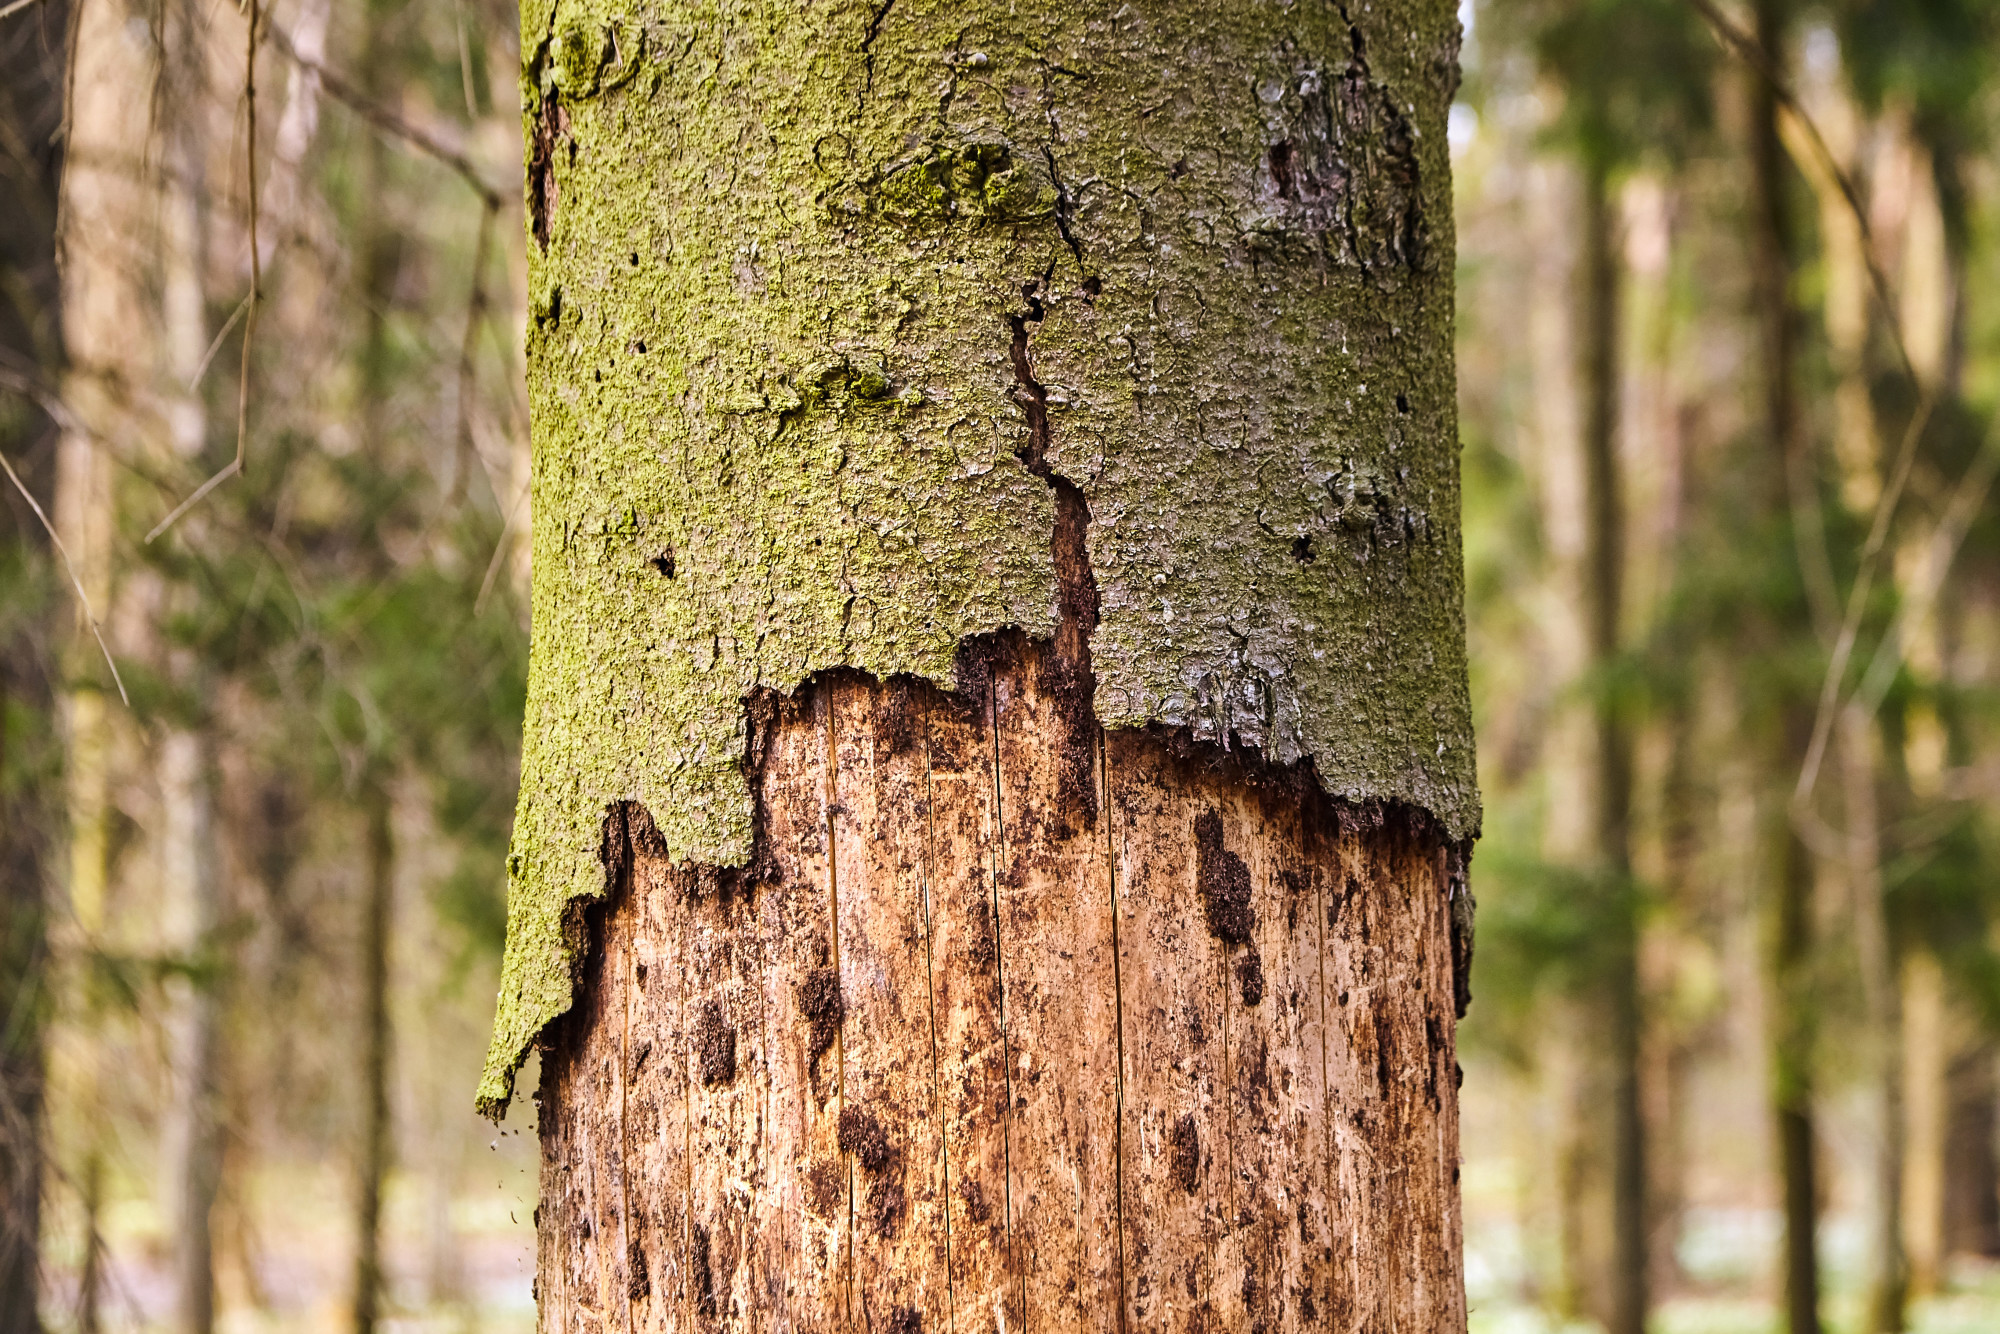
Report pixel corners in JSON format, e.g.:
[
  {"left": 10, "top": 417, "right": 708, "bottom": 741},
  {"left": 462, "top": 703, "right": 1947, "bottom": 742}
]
[{"left": 536, "top": 640, "right": 1467, "bottom": 1333}]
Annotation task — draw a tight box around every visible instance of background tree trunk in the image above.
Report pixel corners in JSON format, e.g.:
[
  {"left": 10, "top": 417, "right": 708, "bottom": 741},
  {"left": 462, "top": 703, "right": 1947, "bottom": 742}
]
[
  {"left": 1578, "top": 156, "right": 1646, "bottom": 1334},
  {"left": 156, "top": 6, "right": 224, "bottom": 1322},
  {"left": 1746, "top": 2, "right": 1823, "bottom": 1330},
  {"left": 351, "top": 784, "right": 394, "bottom": 1334},
  {"left": 0, "top": 0, "right": 68, "bottom": 1325}
]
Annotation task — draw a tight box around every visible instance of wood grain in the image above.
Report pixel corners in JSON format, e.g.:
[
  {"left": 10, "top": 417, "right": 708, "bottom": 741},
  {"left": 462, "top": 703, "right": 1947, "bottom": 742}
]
[{"left": 537, "top": 641, "right": 1467, "bottom": 1333}]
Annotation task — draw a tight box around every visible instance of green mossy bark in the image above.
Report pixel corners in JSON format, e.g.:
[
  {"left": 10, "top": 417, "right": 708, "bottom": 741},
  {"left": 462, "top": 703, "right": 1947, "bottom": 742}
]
[{"left": 481, "top": 0, "right": 1476, "bottom": 1114}]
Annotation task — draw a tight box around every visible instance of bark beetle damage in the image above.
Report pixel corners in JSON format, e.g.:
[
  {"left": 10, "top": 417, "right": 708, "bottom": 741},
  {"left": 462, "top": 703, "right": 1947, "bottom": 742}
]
[
  {"left": 1194, "top": 810, "right": 1256, "bottom": 945},
  {"left": 528, "top": 90, "right": 571, "bottom": 249},
  {"left": 1007, "top": 282, "right": 1101, "bottom": 835},
  {"left": 626, "top": 1239, "right": 650, "bottom": 1300},
  {"left": 694, "top": 997, "right": 737, "bottom": 1086},
  {"left": 1262, "top": 21, "right": 1427, "bottom": 278},
  {"left": 838, "top": 1103, "right": 909, "bottom": 1236},
  {"left": 1235, "top": 950, "right": 1265, "bottom": 1007},
  {"left": 798, "top": 965, "right": 844, "bottom": 1087},
  {"left": 1169, "top": 1112, "right": 1200, "bottom": 1192},
  {"left": 1444, "top": 845, "right": 1475, "bottom": 1019},
  {"left": 690, "top": 1222, "right": 715, "bottom": 1316},
  {"left": 548, "top": 663, "right": 1474, "bottom": 1099},
  {"left": 1198, "top": 809, "right": 1268, "bottom": 1005}
]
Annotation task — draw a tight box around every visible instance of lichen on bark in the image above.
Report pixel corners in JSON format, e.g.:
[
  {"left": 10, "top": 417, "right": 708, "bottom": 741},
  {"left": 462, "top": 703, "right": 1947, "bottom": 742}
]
[{"left": 481, "top": 0, "right": 1476, "bottom": 1114}]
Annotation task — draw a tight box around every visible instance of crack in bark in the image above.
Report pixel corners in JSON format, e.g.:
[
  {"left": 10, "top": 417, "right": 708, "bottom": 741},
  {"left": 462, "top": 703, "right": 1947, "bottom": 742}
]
[
  {"left": 860, "top": 0, "right": 895, "bottom": 99},
  {"left": 1007, "top": 291, "right": 1100, "bottom": 833},
  {"left": 1042, "top": 147, "right": 1089, "bottom": 275}
]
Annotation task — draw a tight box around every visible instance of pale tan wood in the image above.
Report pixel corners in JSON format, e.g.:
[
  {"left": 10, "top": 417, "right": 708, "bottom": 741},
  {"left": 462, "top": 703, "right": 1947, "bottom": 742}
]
[
  {"left": 829, "top": 680, "right": 952, "bottom": 1330},
  {"left": 537, "top": 645, "right": 1466, "bottom": 1334},
  {"left": 918, "top": 684, "right": 1017, "bottom": 1333}
]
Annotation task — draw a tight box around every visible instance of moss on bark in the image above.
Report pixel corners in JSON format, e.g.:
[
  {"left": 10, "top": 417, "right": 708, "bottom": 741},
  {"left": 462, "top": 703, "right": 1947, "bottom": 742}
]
[{"left": 481, "top": 0, "right": 1476, "bottom": 1114}]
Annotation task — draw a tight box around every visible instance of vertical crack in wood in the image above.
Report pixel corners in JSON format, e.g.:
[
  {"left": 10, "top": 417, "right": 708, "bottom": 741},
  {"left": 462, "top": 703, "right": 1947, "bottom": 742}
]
[
  {"left": 823, "top": 682, "right": 855, "bottom": 1327},
  {"left": 676, "top": 864, "right": 695, "bottom": 1331},
  {"left": 1314, "top": 851, "right": 1337, "bottom": 1326},
  {"left": 987, "top": 691, "right": 1021, "bottom": 1328},
  {"left": 1102, "top": 734, "right": 1128, "bottom": 1334},
  {"left": 919, "top": 697, "right": 961, "bottom": 1334},
  {"left": 615, "top": 907, "right": 636, "bottom": 1334}
]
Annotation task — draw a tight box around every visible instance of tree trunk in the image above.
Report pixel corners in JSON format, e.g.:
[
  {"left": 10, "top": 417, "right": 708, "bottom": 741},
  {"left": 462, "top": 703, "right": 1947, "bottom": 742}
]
[
  {"left": 156, "top": 8, "right": 225, "bottom": 1321},
  {"left": 351, "top": 784, "right": 394, "bottom": 1334},
  {"left": 1578, "top": 157, "right": 1646, "bottom": 1334},
  {"left": 158, "top": 727, "right": 223, "bottom": 1334},
  {"left": 492, "top": 1, "right": 1479, "bottom": 1329},
  {"left": 1844, "top": 706, "right": 1907, "bottom": 1334},
  {"left": 1900, "top": 952, "right": 1945, "bottom": 1294},
  {"left": 1942, "top": 1040, "right": 2000, "bottom": 1258},
  {"left": 1747, "top": 1, "right": 1821, "bottom": 1329},
  {"left": 0, "top": 0, "right": 68, "bottom": 1324},
  {"left": 56, "top": 0, "right": 159, "bottom": 1326}
]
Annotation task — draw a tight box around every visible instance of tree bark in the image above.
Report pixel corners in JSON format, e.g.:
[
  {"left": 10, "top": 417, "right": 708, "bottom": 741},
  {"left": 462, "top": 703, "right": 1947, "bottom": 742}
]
[
  {"left": 540, "top": 650, "right": 1467, "bottom": 1331},
  {"left": 502, "top": 1, "right": 1477, "bottom": 1328}
]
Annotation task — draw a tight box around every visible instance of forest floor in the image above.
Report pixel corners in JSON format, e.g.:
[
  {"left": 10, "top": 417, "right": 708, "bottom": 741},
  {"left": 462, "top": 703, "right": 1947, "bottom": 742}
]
[{"left": 34, "top": 1079, "right": 2000, "bottom": 1334}]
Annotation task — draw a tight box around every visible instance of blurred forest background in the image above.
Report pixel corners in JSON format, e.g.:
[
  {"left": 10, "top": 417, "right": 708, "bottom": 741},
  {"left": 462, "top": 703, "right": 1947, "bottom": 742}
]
[{"left": 0, "top": 0, "right": 1997, "bottom": 1331}]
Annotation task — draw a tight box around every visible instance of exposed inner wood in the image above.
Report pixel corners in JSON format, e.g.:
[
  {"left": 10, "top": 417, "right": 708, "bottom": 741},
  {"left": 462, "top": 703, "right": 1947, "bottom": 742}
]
[{"left": 536, "top": 639, "right": 1466, "bottom": 1332}]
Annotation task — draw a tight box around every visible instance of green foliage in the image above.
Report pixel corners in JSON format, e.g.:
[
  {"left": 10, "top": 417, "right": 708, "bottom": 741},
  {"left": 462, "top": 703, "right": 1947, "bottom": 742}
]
[{"left": 1485, "top": 0, "right": 1715, "bottom": 173}]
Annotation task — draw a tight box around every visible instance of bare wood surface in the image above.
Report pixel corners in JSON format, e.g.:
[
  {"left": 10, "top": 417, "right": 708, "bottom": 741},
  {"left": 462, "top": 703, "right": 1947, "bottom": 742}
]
[{"left": 536, "top": 640, "right": 1466, "bottom": 1333}]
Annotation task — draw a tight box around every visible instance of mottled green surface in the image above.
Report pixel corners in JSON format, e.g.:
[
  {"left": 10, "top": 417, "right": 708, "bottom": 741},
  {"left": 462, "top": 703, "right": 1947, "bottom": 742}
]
[{"left": 482, "top": 0, "right": 1477, "bottom": 1114}]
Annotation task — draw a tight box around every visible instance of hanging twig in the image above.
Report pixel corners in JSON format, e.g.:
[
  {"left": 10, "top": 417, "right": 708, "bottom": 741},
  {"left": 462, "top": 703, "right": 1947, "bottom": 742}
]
[
  {"left": 1792, "top": 390, "right": 1935, "bottom": 806},
  {"left": 264, "top": 19, "right": 506, "bottom": 210},
  {"left": 184, "top": 289, "right": 253, "bottom": 392},
  {"left": 148, "top": 0, "right": 262, "bottom": 543},
  {"left": 451, "top": 200, "right": 498, "bottom": 502},
  {"left": 0, "top": 442, "right": 128, "bottom": 705},
  {"left": 1686, "top": 0, "right": 1913, "bottom": 383},
  {"left": 1684, "top": 0, "right": 1985, "bottom": 819},
  {"left": 1851, "top": 419, "right": 2000, "bottom": 719},
  {"left": 0, "top": 0, "right": 46, "bottom": 22}
]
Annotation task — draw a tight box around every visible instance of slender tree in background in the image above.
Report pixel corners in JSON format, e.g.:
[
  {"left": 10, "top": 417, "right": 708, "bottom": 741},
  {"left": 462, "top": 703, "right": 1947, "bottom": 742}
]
[
  {"left": 482, "top": 0, "right": 1481, "bottom": 1327},
  {"left": 0, "top": 2, "right": 69, "bottom": 1327},
  {"left": 1478, "top": 0, "right": 1709, "bottom": 1324},
  {"left": 1832, "top": 0, "right": 2000, "bottom": 1300},
  {"left": 53, "top": 0, "right": 158, "bottom": 1324},
  {"left": 1742, "top": 2, "right": 1825, "bottom": 1330},
  {"left": 155, "top": 4, "right": 226, "bottom": 1329}
]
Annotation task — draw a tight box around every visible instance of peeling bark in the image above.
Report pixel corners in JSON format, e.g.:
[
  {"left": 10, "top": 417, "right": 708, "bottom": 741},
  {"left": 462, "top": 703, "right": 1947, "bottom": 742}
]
[{"left": 483, "top": 0, "right": 1478, "bottom": 1110}]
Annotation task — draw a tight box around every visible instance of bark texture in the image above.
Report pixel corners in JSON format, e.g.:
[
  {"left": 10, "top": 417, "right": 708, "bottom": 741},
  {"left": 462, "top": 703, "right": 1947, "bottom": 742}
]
[
  {"left": 483, "top": 0, "right": 1476, "bottom": 1108},
  {"left": 536, "top": 643, "right": 1468, "bottom": 1332}
]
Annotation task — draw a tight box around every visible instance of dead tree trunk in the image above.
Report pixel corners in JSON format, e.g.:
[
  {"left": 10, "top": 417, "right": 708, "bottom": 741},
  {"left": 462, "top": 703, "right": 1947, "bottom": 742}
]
[{"left": 487, "top": 2, "right": 1480, "bottom": 1329}]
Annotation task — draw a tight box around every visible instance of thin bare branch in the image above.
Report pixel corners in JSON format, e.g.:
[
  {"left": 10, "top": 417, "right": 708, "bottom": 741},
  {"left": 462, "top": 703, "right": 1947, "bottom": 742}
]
[
  {"left": 1792, "top": 389, "right": 1936, "bottom": 807},
  {"left": 149, "top": 0, "right": 262, "bottom": 543},
  {"left": 185, "top": 289, "right": 252, "bottom": 392},
  {"left": 1852, "top": 418, "right": 2000, "bottom": 718},
  {"left": 264, "top": 19, "right": 507, "bottom": 209},
  {"left": 451, "top": 200, "right": 498, "bottom": 504},
  {"left": 0, "top": 0, "right": 45, "bottom": 22},
  {"left": 1686, "top": 0, "right": 1914, "bottom": 382},
  {"left": 0, "top": 440, "right": 128, "bottom": 706}
]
